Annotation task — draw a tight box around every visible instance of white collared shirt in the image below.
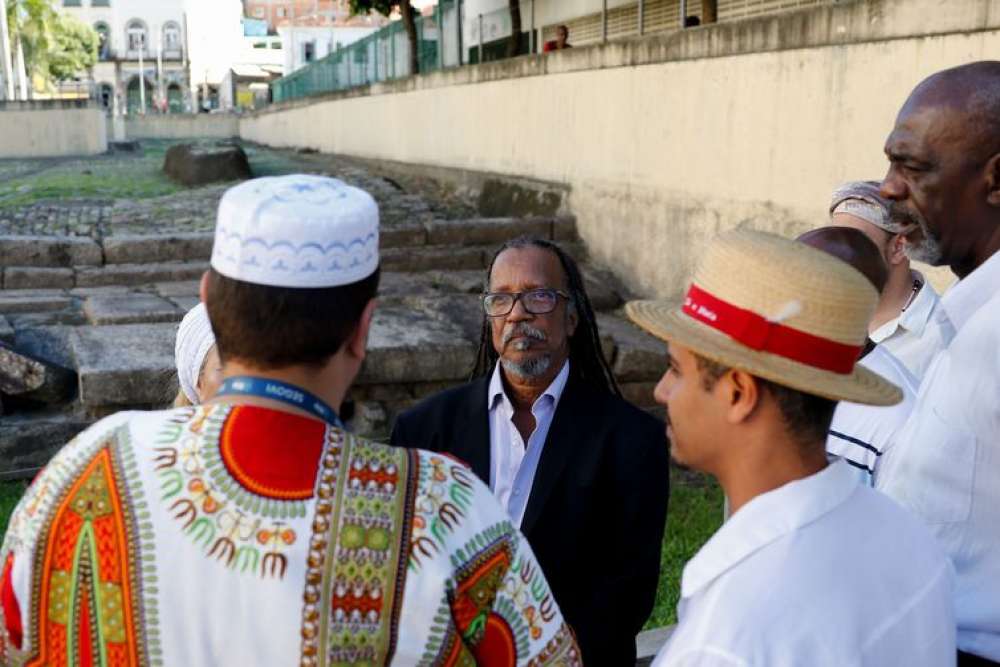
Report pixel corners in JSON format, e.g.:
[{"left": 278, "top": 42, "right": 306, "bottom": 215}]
[
  {"left": 826, "top": 345, "right": 919, "bottom": 486},
  {"left": 655, "top": 461, "right": 955, "bottom": 667},
  {"left": 487, "top": 360, "right": 570, "bottom": 528},
  {"left": 870, "top": 271, "right": 955, "bottom": 381},
  {"left": 877, "top": 250, "right": 1000, "bottom": 660}
]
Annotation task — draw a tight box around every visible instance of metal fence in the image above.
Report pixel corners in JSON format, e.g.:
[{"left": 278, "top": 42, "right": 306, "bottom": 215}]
[{"left": 270, "top": 0, "right": 832, "bottom": 104}]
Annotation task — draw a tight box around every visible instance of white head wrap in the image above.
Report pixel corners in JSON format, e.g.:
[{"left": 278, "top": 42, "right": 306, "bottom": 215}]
[{"left": 175, "top": 302, "right": 216, "bottom": 405}]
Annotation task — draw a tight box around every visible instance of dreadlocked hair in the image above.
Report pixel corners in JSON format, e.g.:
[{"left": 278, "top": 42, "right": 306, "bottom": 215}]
[{"left": 471, "top": 236, "right": 621, "bottom": 396}]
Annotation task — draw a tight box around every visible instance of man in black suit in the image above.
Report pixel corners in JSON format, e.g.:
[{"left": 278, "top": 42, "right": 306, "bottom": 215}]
[{"left": 391, "top": 237, "right": 670, "bottom": 665}]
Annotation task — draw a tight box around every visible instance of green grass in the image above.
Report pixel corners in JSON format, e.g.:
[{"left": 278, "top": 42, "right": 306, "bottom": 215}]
[{"left": 0, "top": 468, "right": 722, "bottom": 629}]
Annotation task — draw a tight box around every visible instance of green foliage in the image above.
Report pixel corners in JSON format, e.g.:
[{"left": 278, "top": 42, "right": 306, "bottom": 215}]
[
  {"left": 0, "top": 481, "right": 27, "bottom": 539},
  {"left": 6, "top": 0, "right": 59, "bottom": 78},
  {"left": 47, "top": 14, "right": 98, "bottom": 81}
]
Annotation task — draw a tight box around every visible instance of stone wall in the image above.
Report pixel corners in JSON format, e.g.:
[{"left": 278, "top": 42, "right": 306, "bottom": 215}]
[
  {"left": 124, "top": 114, "right": 240, "bottom": 140},
  {"left": 241, "top": 0, "right": 988, "bottom": 298},
  {"left": 0, "top": 102, "right": 107, "bottom": 158}
]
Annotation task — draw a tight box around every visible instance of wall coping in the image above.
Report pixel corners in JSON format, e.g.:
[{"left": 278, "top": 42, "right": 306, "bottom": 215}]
[{"left": 250, "top": 0, "right": 1000, "bottom": 118}]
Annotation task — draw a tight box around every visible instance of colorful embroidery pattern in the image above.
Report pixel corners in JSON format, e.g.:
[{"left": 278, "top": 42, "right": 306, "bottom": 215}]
[
  {"left": 409, "top": 456, "right": 477, "bottom": 572},
  {"left": 25, "top": 438, "right": 146, "bottom": 667},
  {"left": 299, "top": 430, "right": 418, "bottom": 667},
  {"left": 154, "top": 405, "right": 315, "bottom": 579}
]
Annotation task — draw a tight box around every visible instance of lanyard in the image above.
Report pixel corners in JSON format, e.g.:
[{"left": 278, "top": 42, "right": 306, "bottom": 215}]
[{"left": 216, "top": 376, "right": 344, "bottom": 429}]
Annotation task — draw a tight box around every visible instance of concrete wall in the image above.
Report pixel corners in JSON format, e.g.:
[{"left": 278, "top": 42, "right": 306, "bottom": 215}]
[
  {"left": 124, "top": 113, "right": 240, "bottom": 139},
  {"left": 242, "top": 0, "right": 994, "bottom": 298},
  {"left": 0, "top": 102, "right": 108, "bottom": 158}
]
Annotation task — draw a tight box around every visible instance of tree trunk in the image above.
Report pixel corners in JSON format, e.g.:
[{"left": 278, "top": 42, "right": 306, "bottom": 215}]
[
  {"left": 506, "top": 0, "right": 521, "bottom": 59},
  {"left": 399, "top": 1, "right": 419, "bottom": 76},
  {"left": 14, "top": 34, "right": 27, "bottom": 100},
  {"left": 0, "top": 0, "right": 15, "bottom": 100}
]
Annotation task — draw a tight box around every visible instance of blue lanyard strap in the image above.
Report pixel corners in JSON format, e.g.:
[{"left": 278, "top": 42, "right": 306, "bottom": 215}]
[{"left": 216, "top": 376, "right": 344, "bottom": 429}]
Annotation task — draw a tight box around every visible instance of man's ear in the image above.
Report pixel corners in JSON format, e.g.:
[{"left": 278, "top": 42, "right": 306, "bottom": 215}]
[
  {"left": 986, "top": 153, "right": 1000, "bottom": 207},
  {"left": 887, "top": 233, "right": 908, "bottom": 267},
  {"left": 346, "top": 299, "right": 378, "bottom": 362},
  {"left": 722, "top": 369, "right": 762, "bottom": 425}
]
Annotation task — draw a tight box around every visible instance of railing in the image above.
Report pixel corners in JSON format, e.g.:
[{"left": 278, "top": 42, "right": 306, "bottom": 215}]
[{"left": 270, "top": 0, "right": 833, "bottom": 104}]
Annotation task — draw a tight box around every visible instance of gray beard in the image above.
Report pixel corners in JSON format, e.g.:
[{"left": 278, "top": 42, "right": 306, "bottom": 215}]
[
  {"left": 905, "top": 225, "right": 945, "bottom": 265},
  {"left": 501, "top": 353, "right": 553, "bottom": 379}
]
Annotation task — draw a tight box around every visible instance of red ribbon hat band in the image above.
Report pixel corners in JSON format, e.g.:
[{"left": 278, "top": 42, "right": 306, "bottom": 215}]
[{"left": 681, "top": 284, "right": 863, "bottom": 374}]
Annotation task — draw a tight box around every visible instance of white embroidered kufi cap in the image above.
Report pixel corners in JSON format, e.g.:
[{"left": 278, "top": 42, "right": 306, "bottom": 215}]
[
  {"left": 211, "top": 174, "right": 379, "bottom": 288},
  {"left": 174, "top": 302, "right": 216, "bottom": 405}
]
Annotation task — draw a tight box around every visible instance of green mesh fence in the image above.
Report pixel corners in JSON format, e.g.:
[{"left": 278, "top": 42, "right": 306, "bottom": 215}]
[{"left": 272, "top": 1, "right": 458, "bottom": 104}]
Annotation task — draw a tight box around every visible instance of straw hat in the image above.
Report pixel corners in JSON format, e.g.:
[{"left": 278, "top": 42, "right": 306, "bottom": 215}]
[{"left": 626, "top": 230, "right": 902, "bottom": 406}]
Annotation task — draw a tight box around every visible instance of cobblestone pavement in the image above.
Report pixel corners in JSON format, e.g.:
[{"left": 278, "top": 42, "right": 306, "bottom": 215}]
[{"left": 0, "top": 140, "right": 477, "bottom": 239}]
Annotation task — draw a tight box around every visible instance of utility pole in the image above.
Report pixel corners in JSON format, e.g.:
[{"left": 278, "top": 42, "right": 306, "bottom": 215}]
[
  {"left": 138, "top": 32, "right": 146, "bottom": 113},
  {"left": 0, "top": 0, "right": 14, "bottom": 101}
]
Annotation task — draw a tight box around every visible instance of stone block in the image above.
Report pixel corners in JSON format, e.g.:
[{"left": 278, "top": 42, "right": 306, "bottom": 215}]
[
  {"left": 425, "top": 270, "right": 484, "bottom": 294},
  {"left": 0, "top": 342, "right": 76, "bottom": 403},
  {"left": 551, "top": 216, "right": 579, "bottom": 242},
  {"left": 71, "top": 323, "right": 179, "bottom": 407},
  {"left": 597, "top": 313, "right": 666, "bottom": 382},
  {"left": 0, "top": 315, "right": 13, "bottom": 345},
  {"left": 0, "top": 235, "right": 102, "bottom": 268},
  {"left": 3, "top": 267, "right": 75, "bottom": 290},
  {"left": 0, "top": 290, "right": 72, "bottom": 314},
  {"left": 619, "top": 381, "right": 658, "bottom": 408},
  {"left": 581, "top": 267, "right": 623, "bottom": 312},
  {"left": 358, "top": 306, "right": 477, "bottom": 385},
  {"left": 169, "top": 296, "right": 201, "bottom": 312},
  {"left": 163, "top": 144, "right": 251, "bottom": 186},
  {"left": 381, "top": 245, "right": 486, "bottom": 273},
  {"left": 426, "top": 218, "right": 552, "bottom": 247},
  {"left": 70, "top": 286, "right": 133, "bottom": 297},
  {"left": 83, "top": 294, "right": 183, "bottom": 325},
  {"left": 0, "top": 412, "right": 96, "bottom": 480},
  {"left": 7, "top": 310, "right": 87, "bottom": 329},
  {"left": 13, "top": 326, "right": 77, "bottom": 369},
  {"left": 154, "top": 281, "right": 202, "bottom": 297},
  {"left": 75, "top": 261, "right": 208, "bottom": 288},
  {"left": 381, "top": 223, "right": 427, "bottom": 249},
  {"left": 102, "top": 233, "right": 214, "bottom": 265},
  {"left": 345, "top": 401, "right": 389, "bottom": 441}
]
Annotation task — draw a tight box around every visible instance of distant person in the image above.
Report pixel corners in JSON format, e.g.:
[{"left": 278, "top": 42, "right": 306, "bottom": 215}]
[
  {"left": 543, "top": 25, "right": 572, "bottom": 52},
  {"left": 0, "top": 176, "right": 580, "bottom": 665},
  {"left": 876, "top": 61, "right": 1000, "bottom": 666},
  {"left": 829, "top": 180, "right": 955, "bottom": 380},
  {"left": 684, "top": 16, "right": 701, "bottom": 27},
  {"left": 391, "top": 237, "right": 669, "bottom": 665},
  {"left": 796, "top": 226, "right": 919, "bottom": 485},
  {"left": 173, "top": 302, "right": 223, "bottom": 407},
  {"left": 628, "top": 230, "right": 955, "bottom": 666}
]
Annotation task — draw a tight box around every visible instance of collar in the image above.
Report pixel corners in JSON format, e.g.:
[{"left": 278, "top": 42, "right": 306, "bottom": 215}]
[
  {"left": 488, "top": 359, "right": 570, "bottom": 414},
  {"left": 680, "top": 461, "right": 858, "bottom": 599},
  {"left": 870, "top": 271, "right": 938, "bottom": 343},
  {"left": 941, "top": 250, "right": 1000, "bottom": 332}
]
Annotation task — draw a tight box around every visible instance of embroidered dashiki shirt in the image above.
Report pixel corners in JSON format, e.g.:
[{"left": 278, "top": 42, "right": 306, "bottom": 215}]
[{"left": 0, "top": 404, "right": 581, "bottom": 667}]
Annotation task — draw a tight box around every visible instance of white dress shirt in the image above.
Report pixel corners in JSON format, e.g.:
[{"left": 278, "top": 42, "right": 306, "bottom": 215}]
[
  {"left": 877, "top": 250, "right": 1000, "bottom": 661},
  {"left": 826, "top": 345, "right": 919, "bottom": 485},
  {"left": 654, "top": 461, "right": 956, "bottom": 667},
  {"left": 487, "top": 360, "right": 569, "bottom": 527},
  {"left": 870, "top": 271, "right": 955, "bottom": 381}
]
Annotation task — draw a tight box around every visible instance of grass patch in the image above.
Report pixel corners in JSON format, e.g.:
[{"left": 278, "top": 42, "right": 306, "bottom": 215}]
[
  {"left": 0, "top": 468, "right": 722, "bottom": 630},
  {"left": 645, "top": 467, "right": 724, "bottom": 628},
  {"left": 0, "top": 481, "right": 28, "bottom": 540}
]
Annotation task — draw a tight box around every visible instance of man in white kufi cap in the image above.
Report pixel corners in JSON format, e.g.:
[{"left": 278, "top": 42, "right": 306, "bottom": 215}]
[
  {"left": 627, "top": 230, "right": 955, "bottom": 666},
  {"left": 0, "top": 175, "right": 581, "bottom": 666}
]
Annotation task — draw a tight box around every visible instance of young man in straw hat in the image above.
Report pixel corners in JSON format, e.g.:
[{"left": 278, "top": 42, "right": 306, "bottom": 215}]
[
  {"left": 0, "top": 175, "right": 580, "bottom": 666},
  {"left": 627, "top": 230, "right": 955, "bottom": 666}
]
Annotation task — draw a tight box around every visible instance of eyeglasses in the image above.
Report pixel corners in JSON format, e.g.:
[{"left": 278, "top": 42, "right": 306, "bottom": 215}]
[{"left": 482, "top": 288, "right": 571, "bottom": 317}]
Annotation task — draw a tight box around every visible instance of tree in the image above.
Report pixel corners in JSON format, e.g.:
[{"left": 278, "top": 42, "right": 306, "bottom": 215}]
[
  {"left": 506, "top": 0, "right": 521, "bottom": 59},
  {"left": 349, "top": 0, "right": 419, "bottom": 77},
  {"left": 5, "top": 0, "right": 57, "bottom": 97},
  {"left": 47, "top": 14, "right": 97, "bottom": 81}
]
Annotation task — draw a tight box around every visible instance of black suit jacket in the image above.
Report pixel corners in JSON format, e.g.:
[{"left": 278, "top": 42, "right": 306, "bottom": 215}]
[{"left": 391, "top": 372, "right": 670, "bottom": 666}]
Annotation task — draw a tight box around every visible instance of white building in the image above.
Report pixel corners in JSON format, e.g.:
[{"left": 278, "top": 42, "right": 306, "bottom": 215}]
[
  {"left": 278, "top": 25, "right": 378, "bottom": 75},
  {"left": 59, "top": 0, "right": 191, "bottom": 113},
  {"left": 183, "top": 0, "right": 245, "bottom": 111}
]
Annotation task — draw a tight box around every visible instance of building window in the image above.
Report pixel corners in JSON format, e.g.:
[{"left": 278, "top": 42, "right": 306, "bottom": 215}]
[
  {"left": 126, "top": 19, "right": 147, "bottom": 54},
  {"left": 271, "top": 41, "right": 282, "bottom": 49},
  {"left": 92, "top": 0, "right": 110, "bottom": 6},
  {"left": 63, "top": 0, "right": 81, "bottom": 5},
  {"left": 253, "top": 41, "right": 267, "bottom": 49},
  {"left": 277, "top": 7, "right": 286, "bottom": 17},
  {"left": 254, "top": 7, "right": 265, "bottom": 17},
  {"left": 94, "top": 22, "right": 111, "bottom": 59},
  {"left": 303, "top": 41, "right": 315, "bottom": 62},
  {"left": 162, "top": 21, "right": 181, "bottom": 54}
]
